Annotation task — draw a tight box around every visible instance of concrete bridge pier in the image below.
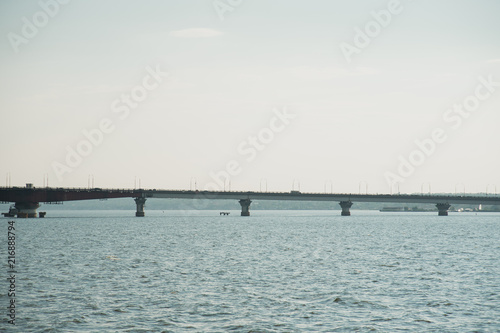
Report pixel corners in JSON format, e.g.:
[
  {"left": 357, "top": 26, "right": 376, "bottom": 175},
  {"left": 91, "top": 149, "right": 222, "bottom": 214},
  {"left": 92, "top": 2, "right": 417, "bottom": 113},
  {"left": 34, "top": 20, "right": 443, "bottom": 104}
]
[
  {"left": 239, "top": 199, "right": 252, "bottom": 216},
  {"left": 436, "top": 203, "right": 451, "bottom": 216},
  {"left": 15, "top": 202, "right": 40, "bottom": 218},
  {"left": 339, "top": 201, "right": 353, "bottom": 216},
  {"left": 135, "top": 197, "right": 146, "bottom": 217}
]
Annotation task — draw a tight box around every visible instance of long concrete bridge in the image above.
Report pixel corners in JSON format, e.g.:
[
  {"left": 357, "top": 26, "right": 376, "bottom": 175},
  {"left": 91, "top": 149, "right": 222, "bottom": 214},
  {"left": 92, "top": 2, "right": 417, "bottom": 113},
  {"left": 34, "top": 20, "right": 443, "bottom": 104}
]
[{"left": 2, "top": 184, "right": 500, "bottom": 217}]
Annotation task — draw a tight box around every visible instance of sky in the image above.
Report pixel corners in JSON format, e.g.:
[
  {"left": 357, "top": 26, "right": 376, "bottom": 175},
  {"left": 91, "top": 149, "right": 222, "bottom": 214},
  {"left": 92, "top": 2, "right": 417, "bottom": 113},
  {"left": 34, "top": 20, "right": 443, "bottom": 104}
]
[{"left": 0, "top": 0, "right": 499, "bottom": 194}]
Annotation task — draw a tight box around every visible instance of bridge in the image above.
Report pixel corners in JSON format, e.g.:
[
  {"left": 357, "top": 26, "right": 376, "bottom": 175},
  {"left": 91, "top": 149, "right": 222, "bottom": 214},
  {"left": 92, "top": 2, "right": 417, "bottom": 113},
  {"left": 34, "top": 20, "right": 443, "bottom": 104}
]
[
  {"left": 0, "top": 185, "right": 142, "bottom": 218},
  {"left": 1, "top": 184, "right": 500, "bottom": 217}
]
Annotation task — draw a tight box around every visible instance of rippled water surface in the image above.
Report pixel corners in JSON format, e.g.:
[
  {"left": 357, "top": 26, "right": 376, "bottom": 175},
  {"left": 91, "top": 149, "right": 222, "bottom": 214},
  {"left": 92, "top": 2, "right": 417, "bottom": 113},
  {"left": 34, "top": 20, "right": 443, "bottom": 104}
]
[{"left": 2, "top": 210, "right": 500, "bottom": 332}]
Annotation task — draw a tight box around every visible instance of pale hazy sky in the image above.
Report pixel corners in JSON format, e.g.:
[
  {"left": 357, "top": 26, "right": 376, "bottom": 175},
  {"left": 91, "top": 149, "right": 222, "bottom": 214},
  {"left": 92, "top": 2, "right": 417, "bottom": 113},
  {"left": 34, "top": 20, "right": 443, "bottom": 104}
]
[{"left": 1, "top": 0, "right": 499, "bottom": 194}]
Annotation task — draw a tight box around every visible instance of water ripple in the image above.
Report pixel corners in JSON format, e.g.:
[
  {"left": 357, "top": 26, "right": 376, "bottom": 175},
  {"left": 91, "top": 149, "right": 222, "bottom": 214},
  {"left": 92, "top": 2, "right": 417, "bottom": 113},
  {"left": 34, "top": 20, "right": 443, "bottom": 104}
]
[{"left": 1, "top": 211, "right": 499, "bottom": 332}]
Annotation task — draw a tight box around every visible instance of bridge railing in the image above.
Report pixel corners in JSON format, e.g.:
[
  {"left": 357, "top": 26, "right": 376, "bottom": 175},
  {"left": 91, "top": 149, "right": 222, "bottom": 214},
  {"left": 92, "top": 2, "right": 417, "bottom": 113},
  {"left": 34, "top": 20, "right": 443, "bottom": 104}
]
[
  {"left": 0, "top": 186, "right": 139, "bottom": 192},
  {"left": 1, "top": 186, "right": 498, "bottom": 198}
]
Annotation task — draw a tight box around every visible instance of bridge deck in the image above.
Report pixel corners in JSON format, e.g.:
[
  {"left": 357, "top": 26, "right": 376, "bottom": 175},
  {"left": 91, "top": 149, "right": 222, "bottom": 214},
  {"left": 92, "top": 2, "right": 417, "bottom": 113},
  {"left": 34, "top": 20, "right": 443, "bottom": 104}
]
[
  {"left": 0, "top": 187, "right": 499, "bottom": 206},
  {"left": 0, "top": 187, "right": 141, "bottom": 203},
  {"left": 145, "top": 190, "right": 500, "bottom": 205}
]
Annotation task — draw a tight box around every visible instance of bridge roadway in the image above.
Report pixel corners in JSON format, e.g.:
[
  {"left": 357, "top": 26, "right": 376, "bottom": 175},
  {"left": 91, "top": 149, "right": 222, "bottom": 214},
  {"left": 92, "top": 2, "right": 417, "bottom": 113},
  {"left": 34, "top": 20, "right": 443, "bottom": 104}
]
[
  {"left": 146, "top": 190, "right": 500, "bottom": 216},
  {"left": 1, "top": 185, "right": 500, "bottom": 217},
  {"left": 0, "top": 186, "right": 141, "bottom": 218}
]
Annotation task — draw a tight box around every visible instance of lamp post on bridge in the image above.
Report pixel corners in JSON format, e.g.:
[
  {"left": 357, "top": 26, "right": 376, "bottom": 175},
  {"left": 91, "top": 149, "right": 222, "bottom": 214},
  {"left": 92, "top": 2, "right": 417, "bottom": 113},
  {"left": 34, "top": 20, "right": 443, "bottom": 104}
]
[
  {"left": 5, "top": 172, "right": 11, "bottom": 187},
  {"left": 190, "top": 177, "right": 197, "bottom": 191},
  {"left": 223, "top": 179, "right": 231, "bottom": 192},
  {"left": 324, "top": 180, "right": 333, "bottom": 194},
  {"left": 390, "top": 182, "right": 400, "bottom": 195},
  {"left": 134, "top": 177, "right": 142, "bottom": 190},
  {"left": 260, "top": 178, "right": 268, "bottom": 192},
  {"left": 88, "top": 174, "right": 94, "bottom": 189},
  {"left": 486, "top": 184, "right": 497, "bottom": 195},
  {"left": 358, "top": 181, "right": 368, "bottom": 195},
  {"left": 421, "top": 183, "right": 431, "bottom": 195},
  {"left": 455, "top": 183, "right": 466, "bottom": 195}
]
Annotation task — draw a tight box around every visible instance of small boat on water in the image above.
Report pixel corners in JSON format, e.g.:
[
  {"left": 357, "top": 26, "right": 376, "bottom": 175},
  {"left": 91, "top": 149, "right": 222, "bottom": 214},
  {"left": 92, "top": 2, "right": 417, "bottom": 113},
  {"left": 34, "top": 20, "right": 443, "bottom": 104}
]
[
  {"left": 380, "top": 206, "right": 405, "bottom": 212},
  {"left": 2, "top": 205, "right": 18, "bottom": 217}
]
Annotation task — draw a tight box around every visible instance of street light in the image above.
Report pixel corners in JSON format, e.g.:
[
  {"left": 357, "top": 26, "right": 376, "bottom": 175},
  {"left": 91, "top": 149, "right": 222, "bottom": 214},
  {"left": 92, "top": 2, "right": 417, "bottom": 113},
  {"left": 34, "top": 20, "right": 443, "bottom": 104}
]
[
  {"left": 88, "top": 174, "right": 95, "bottom": 188},
  {"left": 390, "top": 182, "right": 400, "bottom": 195},
  {"left": 358, "top": 181, "right": 368, "bottom": 195},
  {"left": 134, "top": 176, "right": 142, "bottom": 189},
  {"left": 324, "top": 180, "right": 333, "bottom": 194},
  {"left": 190, "top": 177, "right": 197, "bottom": 191},
  {"left": 260, "top": 178, "right": 268, "bottom": 192},
  {"left": 5, "top": 172, "right": 11, "bottom": 187},
  {"left": 486, "top": 184, "right": 497, "bottom": 195},
  {"left": 421, "top": 183, "right": 431, "bottom": 195},
  {"left": 455, "top": 183, "right": 465, "bottom": 195}
]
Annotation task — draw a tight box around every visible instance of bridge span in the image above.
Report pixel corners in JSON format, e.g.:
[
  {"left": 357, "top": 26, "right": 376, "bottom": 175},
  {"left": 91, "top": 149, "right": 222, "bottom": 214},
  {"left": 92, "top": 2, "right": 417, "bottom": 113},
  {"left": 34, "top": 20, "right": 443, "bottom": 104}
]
[
  {"left": 146, "top": 190, "right": 500, "bottom": 217},
  {"left": 0, "top": 185, "right": 141, "bottom": 218},
  {"left": 1, "top": 184, "right": 500, "bottom": 217}
]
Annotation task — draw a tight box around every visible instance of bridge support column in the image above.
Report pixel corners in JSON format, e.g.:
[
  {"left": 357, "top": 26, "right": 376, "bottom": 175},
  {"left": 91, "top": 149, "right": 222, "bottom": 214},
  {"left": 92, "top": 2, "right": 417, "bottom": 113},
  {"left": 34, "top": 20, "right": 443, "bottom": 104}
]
[
  {"left": 339, "top": 201, "right": 353, "bottom": 216},
  {"left": 15, "top": 202, "right": 40, "bottom": 218},
  {"left": 239, "top": 199, "right": 252, "bottom": 216},
  {"left": 436, "top": 203, "right": 451, "bottom": 216},
  {"left": 135, "top": 197, "right": 146, "bottom": 217}
]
